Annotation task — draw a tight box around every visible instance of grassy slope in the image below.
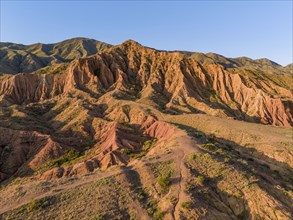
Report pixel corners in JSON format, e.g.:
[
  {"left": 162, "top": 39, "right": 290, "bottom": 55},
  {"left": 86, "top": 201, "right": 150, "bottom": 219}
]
[
  {"left": 0, "top": 38, "right": 112, "bottom": 74},
  {"left": 1, "top": 112, "right": 292, "bottom": 220}
]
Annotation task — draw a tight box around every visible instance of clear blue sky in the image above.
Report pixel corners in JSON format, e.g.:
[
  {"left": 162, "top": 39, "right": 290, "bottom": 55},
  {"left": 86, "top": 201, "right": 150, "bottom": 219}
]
[{"left": 1, "top": 1, "right": 292, "bottom": 65}]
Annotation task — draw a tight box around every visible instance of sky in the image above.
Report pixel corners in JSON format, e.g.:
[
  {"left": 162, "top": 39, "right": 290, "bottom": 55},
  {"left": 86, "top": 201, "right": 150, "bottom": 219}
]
[{"left": 0, "top": 0, "right": 292, "bottom": 66}]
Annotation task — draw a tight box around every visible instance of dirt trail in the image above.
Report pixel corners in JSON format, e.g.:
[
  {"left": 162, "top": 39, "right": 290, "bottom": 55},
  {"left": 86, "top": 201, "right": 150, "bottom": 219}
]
[
  {"left": 172, "top": 133, "right": 199, "bottom": 220},
  {"left": 0, "top": 127, "right": 199, "bottom": 219}
]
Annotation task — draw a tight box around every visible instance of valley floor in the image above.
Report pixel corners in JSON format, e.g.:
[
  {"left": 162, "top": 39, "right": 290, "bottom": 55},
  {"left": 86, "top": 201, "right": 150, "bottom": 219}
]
[{"left": 0, "top": 114, "right": 292, "bottom": 220}]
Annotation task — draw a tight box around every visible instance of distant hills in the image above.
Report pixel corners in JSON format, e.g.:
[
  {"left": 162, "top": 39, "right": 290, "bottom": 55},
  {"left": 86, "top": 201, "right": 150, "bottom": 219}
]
[
  {"left": 0, "top": 38, "right": 111, "bottom": 74},
  {"left": 0, "top": 37, "right": 292, "bottom": 75}
]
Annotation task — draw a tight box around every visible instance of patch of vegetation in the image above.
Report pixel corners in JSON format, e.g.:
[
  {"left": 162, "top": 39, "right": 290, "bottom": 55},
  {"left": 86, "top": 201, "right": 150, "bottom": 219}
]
[
  {"left": 151, "top": 160, "right": 174, "bottom": 178},
  {"left": 153, "top": 210, "right": 164, "bottom": 220},
  {"left": 7, "top": 177, "right": 26, "bottom": 186},
  {"left": 121, "top": 148, "right": 134, "bottom": 155},
  {"left": 237, "top": 159, "right": 248, "bottom": 165},
  {"left": 145, "top": 199, "right": 164, "bottom": 219},
  {"left": 186, "top": 182, "right": 196, "bottom": 191},
  {"left": 92, "top": 214, "right": 105, "bottom": 220},
  {"left": 224, "top": 157, "right": 231, "bottom": 163},
  {"left": 134, "top": 186, "right": 148, "bottom": 201},
  {"left": 36, "top": 180, "right": 51, "bottom": 188},
  {"left": 197, "top": 175, "right": 206, "bottom": 185},
  {"left": 150, "top": 160, "right": 174, "bottom": 192},
  {"left": 47, "top": 149, "right": 81, "bottom": 168},
  {"left": 133, "top": 185, "right": 164, "bottom": 219},
  {"left": 206, "top": 134, "right": 216, "bottom": 142},
  {"left": 200, "top": 143, "right": 216, "bottom": 151},
  {"left": 213, "top": 148, "right": 227, "bottom": 155},
  {"left": 157, "top": 174, "right": 171, "bottom": 190},
  {"left": 27, "top": 196, "right": 56, "bottom": 212},
  {"left": 128, "top": 138, "right": 157, "bottom": 159},
  {"left": 142, "top": 139, "right": 157, "bottom": 151},
  {"left": 201, "top": 153, "right": 213, "bottom": 161},
  {"left": 181, "top": 202, "right": 192, "bottom": 210},
  {"left": 98, "top": 176, "right": 115, "bottom": 186}
]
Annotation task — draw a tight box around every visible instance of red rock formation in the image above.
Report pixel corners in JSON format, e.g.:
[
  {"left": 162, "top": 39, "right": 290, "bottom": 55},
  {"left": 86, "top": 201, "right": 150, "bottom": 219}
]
[
  {"left": 1, "top": 40, "right": 291, "bottom": 126},
  {"left": 0, "top": 128, "right": 65, "bottom": 181}
]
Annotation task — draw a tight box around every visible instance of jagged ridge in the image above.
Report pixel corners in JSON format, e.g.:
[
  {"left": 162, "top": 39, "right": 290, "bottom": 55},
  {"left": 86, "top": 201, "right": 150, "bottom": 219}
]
[{"left": 0, "top": 40, "right": 292, "bottom": 126}]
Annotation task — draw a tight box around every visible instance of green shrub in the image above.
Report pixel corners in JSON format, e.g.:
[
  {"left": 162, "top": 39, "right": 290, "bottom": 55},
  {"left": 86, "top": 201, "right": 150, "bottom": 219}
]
[
  {"left": 129, "top": 151, "right": 147, "bottom": 159},
  {"left": 27, "top": 196, "right": 55, "bottom": 212},
  {"left": 197, "top": 175, "right": 206, "bottom": 185},
  {"left": 200, "top": 143, "right": 216, "bottom": 151},
  {"left": 157, "top": 175, "right": 171, "bottom": 189},
  {"left": 121, "top": 148, "right": 133, "bottom": 155},
  {"left": 186, "top": 183, "right": 196, "bottom": 191},
  {"left": 142, "top": 139, "right": 157, "bottom": 151},
  {"left": 47, "top": 149, "right": 80, "bottom": 168},
  {"left": 128, "top": 139, "right": 157, "bottom": 159},
  {"left": 181, "top": 202, "right": 192, "bottom": 210},
  {"left": 214, "top": 148, "right": 226, "bottom": 155},
  {"left": 27, "top": 200, "right": 42, "bottom": 212},
  {"left": 92, "top": 214, "right": 105, "bottom": 220},
  {"left": 153, "top": 210, "right": 164, "bottom": 219}
]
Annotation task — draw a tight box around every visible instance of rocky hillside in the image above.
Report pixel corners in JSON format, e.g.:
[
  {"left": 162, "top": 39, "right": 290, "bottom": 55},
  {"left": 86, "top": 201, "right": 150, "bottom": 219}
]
[
  {"left": 0, "top": 40, "right": 292, "bottom": 126},
  {"left": 0, "top": 39, "right": 292, "bottom": 220}
]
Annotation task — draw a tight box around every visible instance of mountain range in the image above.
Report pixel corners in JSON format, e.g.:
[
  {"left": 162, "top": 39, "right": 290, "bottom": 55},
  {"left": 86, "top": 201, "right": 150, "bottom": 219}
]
[
  {"left": 1, "top": 38, "right": 292, "bottom": 75},
  {"left": 0, "top": 38, "right": 292, "bottom": 220}
]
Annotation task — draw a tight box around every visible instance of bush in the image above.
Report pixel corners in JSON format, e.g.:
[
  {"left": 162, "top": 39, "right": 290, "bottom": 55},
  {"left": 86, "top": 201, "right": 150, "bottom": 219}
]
[
  {"left": 157, "top": 175, "right": 171, "bottom": 189},
  {"left": 181, "top": 202, "right": 192, "bottom": 210},
  {"left": 197, "top": 175, "right": 206, "bottom": 185},
  {"left": 153, "top": 210, "right": 164, "bottom": 219}
]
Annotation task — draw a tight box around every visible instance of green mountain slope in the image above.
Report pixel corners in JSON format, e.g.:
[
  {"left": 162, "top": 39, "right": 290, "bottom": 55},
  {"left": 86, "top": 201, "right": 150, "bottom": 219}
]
[{"left": 0, "top": 38, "right": 112, "bottom": 74}]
